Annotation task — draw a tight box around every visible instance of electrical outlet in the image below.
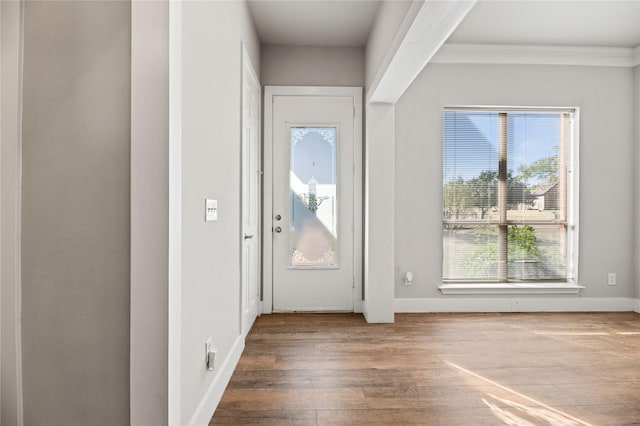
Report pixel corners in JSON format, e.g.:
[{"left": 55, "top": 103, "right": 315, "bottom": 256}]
[
  {"left": 205, "top": 338, "right": 215, "bottom": 371},
  {"left": 404, "top": 272, "right": 414, "bottom": 286},
  {"left": 607, "top": 272, "right": 616, "bottom": 286}
]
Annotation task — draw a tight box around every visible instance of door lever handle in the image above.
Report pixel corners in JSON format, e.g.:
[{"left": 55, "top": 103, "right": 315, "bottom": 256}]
[{"left": 244, "top": 234, "right": 254, "bottom": 240}]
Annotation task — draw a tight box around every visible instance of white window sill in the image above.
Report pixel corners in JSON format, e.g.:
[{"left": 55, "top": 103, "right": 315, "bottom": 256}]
[{"left": 439, "top": 283, "right": 584, "bottom": 295}]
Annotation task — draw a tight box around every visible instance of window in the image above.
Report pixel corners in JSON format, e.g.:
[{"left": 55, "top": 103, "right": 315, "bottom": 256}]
[{"left": 442, "top": 108, "right": 578, "bottom": 283}]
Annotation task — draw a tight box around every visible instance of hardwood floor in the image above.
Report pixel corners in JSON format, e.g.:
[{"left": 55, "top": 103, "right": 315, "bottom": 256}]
[{"left": 211, "top": 312, "right": 640, "bottom": 425}]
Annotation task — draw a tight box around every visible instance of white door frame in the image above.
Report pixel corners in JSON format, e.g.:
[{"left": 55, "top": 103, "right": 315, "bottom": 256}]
[
  {"left": 240, "top": 44, "right": 261, "bottom": 335},
  {"left": 1, "top": 1, "right": 25, "bottom": 424},
  {"left": 262, "top": 86, "right": 363, "bottom": 314}
]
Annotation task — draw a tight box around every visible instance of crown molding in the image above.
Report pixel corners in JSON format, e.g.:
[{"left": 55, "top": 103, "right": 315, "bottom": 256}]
[{"left": 432, "top": 43, "right": 638, "bottom": 68}]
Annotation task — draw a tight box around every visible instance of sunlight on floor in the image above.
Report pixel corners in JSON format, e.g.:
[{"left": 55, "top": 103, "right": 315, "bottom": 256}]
[
  {"left": 445, "top": 361, "right": 594, "bottom": 426},
  {"left": 483, "top": 394, "right": 585, "bottom": 426},
  {"left": 532, "top": 329, "right": 640, "bottom": 337},
  {"left": 533, "top": 332, "right": 608, "bottom": 336}
]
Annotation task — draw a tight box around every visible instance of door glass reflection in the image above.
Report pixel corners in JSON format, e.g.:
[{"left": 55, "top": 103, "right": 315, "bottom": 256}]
[{"left": 289, "top": 127, "right": 338, "bottom": 267}]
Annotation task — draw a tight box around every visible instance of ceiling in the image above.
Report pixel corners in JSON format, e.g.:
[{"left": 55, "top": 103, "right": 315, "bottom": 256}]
[
  {"left": 248, "top": 0, "right": 639, "bottom": 50},
  {"left": 247, "top": 0, "right": 381, "bottom": 47},
  {"left": 448, "top": 0, "right": 640, "bottom": 48}
]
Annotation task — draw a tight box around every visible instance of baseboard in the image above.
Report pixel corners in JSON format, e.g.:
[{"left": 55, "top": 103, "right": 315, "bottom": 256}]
[
  {"left": 260, "top": 301, "right": 272, "bottom": 315},
  {"left": 187, "top": 335, "right": 245, "bottom": 426},
  {"left": 394, "top": 297, "right": 636, "bottom": 313},
  {"left": 362, "top": 300, "right": 395, "bottom": 323},
  {"left": 633, "top": 298, "right": 640, "bottom": 313}
]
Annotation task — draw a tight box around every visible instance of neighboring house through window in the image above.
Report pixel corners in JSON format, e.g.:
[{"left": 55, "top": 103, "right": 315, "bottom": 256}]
[{"left": 442, "top": 108, "right": 578, "bottom": 283}]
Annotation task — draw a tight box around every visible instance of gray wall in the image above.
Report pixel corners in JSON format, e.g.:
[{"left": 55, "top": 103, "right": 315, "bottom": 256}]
[
  {"left": 261, "top": 45, "right": 364, "bottom": 87},
  {"left": 181, "top": 1, "right": 260, "bottom": 423},
  {"left": 21, "top": 2, "right": 131, "bottom": 425},
  {"left": 394, "top": 63, "right": 635, "bottom": 300}
]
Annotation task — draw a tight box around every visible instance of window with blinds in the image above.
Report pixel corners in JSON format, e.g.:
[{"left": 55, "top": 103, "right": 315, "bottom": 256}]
[{"left": 442, "top": 108, "right": 577, "bottom": 283}]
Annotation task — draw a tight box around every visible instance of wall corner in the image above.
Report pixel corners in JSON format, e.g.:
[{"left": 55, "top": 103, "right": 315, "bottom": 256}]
[
  {"left": 130, "top": 1, "right": 170, "bottom": 424},
  {"left": 364, "top": 102, "right": 396, "bottom": 323}
]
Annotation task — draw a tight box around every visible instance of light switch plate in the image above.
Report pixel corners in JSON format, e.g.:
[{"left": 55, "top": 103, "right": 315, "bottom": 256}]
[{"left": 205, "top": 199, "right": 218, "bottom": 221}]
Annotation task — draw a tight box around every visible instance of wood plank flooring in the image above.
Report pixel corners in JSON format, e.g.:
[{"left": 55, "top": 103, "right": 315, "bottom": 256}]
[{"left": 211, "top": 312, "right": 640, "bottom": 425}]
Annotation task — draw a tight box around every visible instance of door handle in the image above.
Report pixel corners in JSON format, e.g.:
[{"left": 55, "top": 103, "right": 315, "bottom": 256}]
[
  {"left": 274, "top": 226, "right": 282, "bottom": 233},
  {"left": 244, "top": 234, "right": 254, "bottom": 240}
]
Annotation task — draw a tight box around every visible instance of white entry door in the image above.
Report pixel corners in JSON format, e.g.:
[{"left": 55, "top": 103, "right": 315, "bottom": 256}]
[
  {"left": 271, "top": 94, "right": 357, "bottom": 311},
  {"left": 241, "top": 47, "right": 260, "bottom": 336}
]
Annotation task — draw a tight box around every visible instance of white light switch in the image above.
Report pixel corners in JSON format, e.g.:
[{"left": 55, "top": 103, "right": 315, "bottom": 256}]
[{"left": 205, "top": 199, "right": 218, "bottom": 221}]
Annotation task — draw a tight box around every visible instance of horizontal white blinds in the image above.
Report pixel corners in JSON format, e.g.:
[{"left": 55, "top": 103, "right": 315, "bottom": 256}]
[
  {"left": 443, "top": 112, "right": 498, "bottom": 222},
  {"left": 442, "top": 109, "right": 571, "bottom": 282}
]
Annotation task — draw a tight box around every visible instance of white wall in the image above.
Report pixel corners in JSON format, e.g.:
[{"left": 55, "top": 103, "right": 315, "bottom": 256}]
[
  {"left": 365, "top": 0, "right": 416, "bottom": 92},
  {"left": 364, "top": 103, "right": 396, "bottom": 322},
  {"left": 21, "top": 1, "right": 131, "bottom": 424},
  {"left": 394, "top": 63, "right": 635, "bottom": 302},
  {"left": 362, "top": 0, "right": 418, "bottom": 322},
  {"left": 261, "top": 45, "right": 364, "bottom": 86},
  {"left": 181, "top": 1, "right": 259, "bottom": 424}
]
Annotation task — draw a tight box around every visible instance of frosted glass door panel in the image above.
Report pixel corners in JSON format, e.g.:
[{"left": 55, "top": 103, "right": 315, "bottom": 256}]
[{"left": 289, "top": 127, "right": 338, "bottom": 267}]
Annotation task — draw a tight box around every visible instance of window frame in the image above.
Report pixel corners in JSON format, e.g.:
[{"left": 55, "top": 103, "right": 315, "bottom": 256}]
[{"left": 440, "top": 106, "right": 580, "bottom": 292}]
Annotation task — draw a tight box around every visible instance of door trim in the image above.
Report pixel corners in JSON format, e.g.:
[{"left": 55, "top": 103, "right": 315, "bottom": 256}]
[
  {"left": 240, "top": 43, "right": 261, "bottom": 335},
  {"left": 1, "top": 1, "right": 25, "bottom": 424},
  {"left": 262, "top": 86, "right": 363, "bottom": 314}
]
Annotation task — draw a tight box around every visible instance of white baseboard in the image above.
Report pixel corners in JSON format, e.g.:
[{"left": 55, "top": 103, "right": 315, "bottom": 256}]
[
  {"left": 187, "top": 335, "right": 245, "bottom": 426},
  {"left": 260, "top": 301, "right": 272, "bottom": 315},
  {"left": 362, "top": 300, "right": 395, "bottom": 323},
  {"left": 394, "top": 297, "right": 636, "bottom": 313}
]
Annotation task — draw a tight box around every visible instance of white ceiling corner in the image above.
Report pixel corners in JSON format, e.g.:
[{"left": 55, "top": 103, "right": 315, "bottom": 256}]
[
  {"left": 447, "top": 0, "right": 640, "bottom": 49},
  {"left": 434, "top": 0, "right": 640, "bottom": 68},
  {"left": 247, "top": 0, "right": 381, "bottom": 47}
]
